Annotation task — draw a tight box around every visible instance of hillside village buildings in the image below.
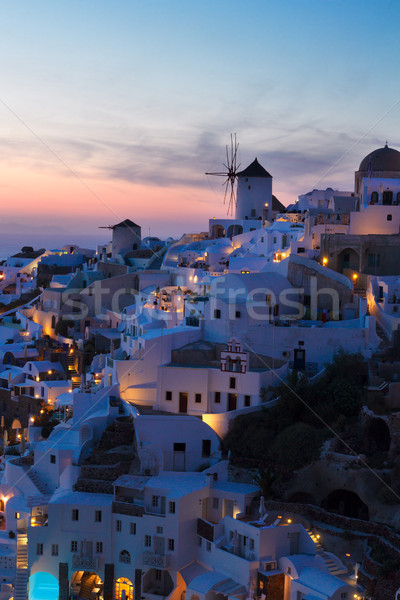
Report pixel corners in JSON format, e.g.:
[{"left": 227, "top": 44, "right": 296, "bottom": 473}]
[{"left": 1, "top": 143, "right": 400, "bottom": 599}]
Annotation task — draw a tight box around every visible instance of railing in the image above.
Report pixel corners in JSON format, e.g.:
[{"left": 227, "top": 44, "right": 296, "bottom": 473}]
[
  {"left": 197, "top": 518, "right": 214, "bottom": 542},
  {"left": 142, "top": 552, "right": 170, "bottom": 569},
  {"left": 72, "top": 554, "right": 98, "bottom": 570},
  {"left": 112, "top": 501, "right": 144, "bottom": 517}
]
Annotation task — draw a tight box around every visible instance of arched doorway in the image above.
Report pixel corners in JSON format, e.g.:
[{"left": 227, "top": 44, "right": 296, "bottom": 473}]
[
  {"left": 338, "top": 248, "right": 359, "bottom": 273},
  {"left": 71, "top": 571, "right": 103, "bottom": 600},
  {"left": 211, "top": 224, "right": 225, "bottom": 239},
  {"left": 321, "top": 489, "right": 369, "bottom": 520},
  {"left": 226, "top": 224, "right": 243, "bottom": 239},
  {"left": 29, "top": 572, "right": 59, "bottom": 600},
  {"left": 115, "top": 577, "right": 134, "bottom": 600}
]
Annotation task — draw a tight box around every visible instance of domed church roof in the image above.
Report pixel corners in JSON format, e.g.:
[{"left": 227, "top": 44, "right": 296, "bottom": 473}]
[{"left": 358, "top": 143, "right": 400, "bottom": 172}]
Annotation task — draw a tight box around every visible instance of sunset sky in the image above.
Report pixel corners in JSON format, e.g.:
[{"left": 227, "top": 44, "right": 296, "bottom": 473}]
[{"left": 1, "top": 0, "right": 400, "bottom": 247}]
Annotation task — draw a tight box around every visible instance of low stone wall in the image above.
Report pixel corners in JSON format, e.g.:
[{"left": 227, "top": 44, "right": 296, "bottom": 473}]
[{"left": 264, "top": 500, "right": 400, "bottom": 552}]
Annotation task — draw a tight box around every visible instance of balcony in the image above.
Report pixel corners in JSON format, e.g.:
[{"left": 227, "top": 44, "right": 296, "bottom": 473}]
[
  {"left": 72, "top": 554, "right": 98, "bottom": 571},
  {"left": 197, "top": 518, "right": 214, "bottom": 542},
  {"left": 112, "top": 501, "right": 144, "bottom": 517},
  {"left": 142, "top": 552, "right": 170, "bottom": 569}
]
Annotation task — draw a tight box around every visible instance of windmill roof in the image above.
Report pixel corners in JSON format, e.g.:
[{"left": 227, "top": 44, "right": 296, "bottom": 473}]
[
  {"left": 237, "top": 158, "right": 272, "bottom": 178},
  {"left": 113, "top": 219, "right": 141, "bottom": 229}
]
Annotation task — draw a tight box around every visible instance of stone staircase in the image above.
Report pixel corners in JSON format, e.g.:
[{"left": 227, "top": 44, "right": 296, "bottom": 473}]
[
  {"left": 306, "top": 529, "right": 347, "bottom": 576},
  {"left": 14, "top": 529, "right": 28, "bottom": 600},
  {"left": 78, "top": 572, "right": 98, "bottom": 600},
  {"left": 74, "top": 418, "right": 139, "bottom": 494},
  {"left": 66, "top": 353, "right": 81, "bottom": 389},
  {"left": 27, "top": 468, "right": 50, "bottom": 495}
]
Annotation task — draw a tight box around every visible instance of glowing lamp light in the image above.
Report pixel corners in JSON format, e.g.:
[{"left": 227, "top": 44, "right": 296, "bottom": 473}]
[
  {"left": 287, "top": 518, "right": 292, "bottom": 523},
  {"left": 48, "top": 370, "right": 52, "bottom": 375},
  {"left": 30, "top": 417, "right": 35, "bottom": 423},
  {"left": 346, "top": 553, "right": 351, "bottom": 557},
  {"left": 322, "top": 257, "right": 328, "bottom": 265},
  {"left": 40, "top": 409, "right": 44, "bottom": 414},
  {"left": 277, "top": 515, "right": 282, "bottom": 519},
  {"left": 36, "top": 377, "right": 40, "bottom": 382},
  {"left": 353, "top": 273, "right": 358, "bottom": 280},
  {"left": 316, "top": 534, "right": 320, "bottom": 539},
  {"left": 35, "top": 394, "right": 39, "bottom": 398},
  {"left": 265, "top": 202, "right": 268, "bottom": 207}
]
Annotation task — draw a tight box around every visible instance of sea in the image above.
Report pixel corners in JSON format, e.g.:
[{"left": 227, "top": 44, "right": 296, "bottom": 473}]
[{"left": 0, "top": 231, "right": 110, "bottom": 261}]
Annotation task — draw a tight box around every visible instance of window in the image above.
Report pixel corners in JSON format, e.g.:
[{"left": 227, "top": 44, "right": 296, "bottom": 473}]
[
  {"left": 96, "top": 542, "right": 103, "bottom": 553},
  {"left": 370, "top": 191, "right": 378, "bottom": 204},
  {"left": 212, "top": 497, "right": 219, "bottom": 509},
  {"left": 116, "top": 519, "right": 122, "bottom": 532},
  {"left": 340, "top": 594, "right": 347, "bottom": 599},
  {"left": 198, "top": 536, "right": 202, "bottom": 547},
  {"left": 168, "top": 538, "right": 175, "bottom": 551},
  {"left": 387, "top": 214, "right": 393, "bottom": 221},
  {"left": 206, "top": 541, "right": 211, "bottom": 552},
  {"left": 229, "top": 377, "right": 236, "bottom": 390},
  {"left": 36, "top": 543, "right": 43, "bottom": 555},
  {"left": 244, "top": 395, "right": 251, "bottom": 407},
  {"left": 119, "top": 549, "right": 131, "bottom": 564},
  {"left": 145, "top": 535, "right": 151, "bottom": 547},
  {"left": 71, "top": 540, "right": 78, "bottom": 552},
  {"left": 202, "top": 439, "right": 211, "bottom": 458},
  {"left": 155, "top": 570, "right": 162, "bottom": 581},
  {"left": 72, "top": 509, "right": 79, "bottom": 521},
  {"left": 195, "top": 393, "right": 202, "bottom": 403},
  {"left": 51, "top": 544, "right": 58, "bottom": 556},
  {"left": 156, "top": 526, "right": 163, "bottom": 534},
  {"left": 250, "top": 539, "right": 254, "bottom": 550},
  {"left": 152, "top": 495, "right": 159, "bottom": 507},
  {"left": 50, "top": 455, "right": 56, "bottom": 464},
  {"left": 95, "top": 510, "right": 102, "bottom": 522},
  {"left": 169, "top": 501, "right": 176, "bottom": 514},
  {"left": 235, "top": 310, "right": 241, "bottom": 318},
  {"left": 165, "top": 390, "right": 172, "bottom": 401},
  {"left": 214, "top": 309, "right": 221, "bottom": 319},
  {"left": 214, "top": 391, "right": 221, "bottom": 403},
  {"left": 130, "top": 522, "right": 136, "bottom": 535},
  {"left": 368, "top": 253, "right": 381, "bottom": 267}
]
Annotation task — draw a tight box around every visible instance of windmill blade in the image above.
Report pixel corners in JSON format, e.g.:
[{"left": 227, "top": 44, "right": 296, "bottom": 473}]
[
  {"left": 205, "top": 171, "right": 229, "bottom": 176},
  {"left": 205, "top": 133, "right": 240, "bottom": 215}
]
